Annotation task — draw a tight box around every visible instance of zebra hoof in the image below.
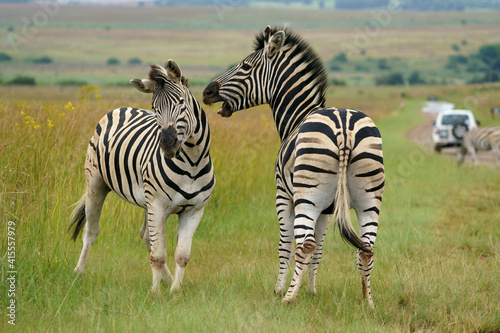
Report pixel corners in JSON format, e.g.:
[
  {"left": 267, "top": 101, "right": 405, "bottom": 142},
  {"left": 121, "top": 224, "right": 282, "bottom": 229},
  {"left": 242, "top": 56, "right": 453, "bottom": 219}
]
[
  {"left": 73, "top": 267, "right": 85, "bottom": 276},
  {"left": 281, "top": 296, "right": 297, "bottom": 305},
  {"left": 273, "top": 288, "right": 285, "bottom": 297}
]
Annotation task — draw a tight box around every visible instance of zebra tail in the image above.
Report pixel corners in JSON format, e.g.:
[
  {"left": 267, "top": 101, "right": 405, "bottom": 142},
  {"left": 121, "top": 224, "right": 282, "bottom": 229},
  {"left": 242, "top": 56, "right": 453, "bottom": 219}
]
[
  {"left": 334, "top": 143, "right": 372, "bottom": 254},
  {"left": 69, "top": 193, "right": 87, "bottom": 241}
]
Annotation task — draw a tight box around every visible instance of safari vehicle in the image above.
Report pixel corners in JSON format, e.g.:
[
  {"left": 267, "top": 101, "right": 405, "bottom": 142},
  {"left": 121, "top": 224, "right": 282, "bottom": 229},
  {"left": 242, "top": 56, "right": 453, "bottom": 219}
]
[{"left": 432, "top": 109, "right": 477, "bottom": 152}]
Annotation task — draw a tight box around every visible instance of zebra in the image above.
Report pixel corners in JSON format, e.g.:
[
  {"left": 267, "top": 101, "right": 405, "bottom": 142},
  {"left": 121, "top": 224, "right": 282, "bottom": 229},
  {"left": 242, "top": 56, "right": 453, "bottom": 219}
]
[
  {"left": 457, "top": 126, "right": 500, "bottom": 167},
  {"left": 69, "top": 60, "right": 215, "bottom": 294},
  {"left": 203, "top": 26, "right": 384, "bottom": 308}
]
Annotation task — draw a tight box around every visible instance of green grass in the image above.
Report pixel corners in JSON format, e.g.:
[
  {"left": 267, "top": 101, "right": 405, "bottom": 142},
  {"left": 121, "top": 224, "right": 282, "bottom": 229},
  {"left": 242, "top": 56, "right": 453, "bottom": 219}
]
[
  {"left": 1, "top": 5, "right": 500, "bottom": 87},
  {"left": 1, "top": 84, "right": 499, "bottom": 332}
]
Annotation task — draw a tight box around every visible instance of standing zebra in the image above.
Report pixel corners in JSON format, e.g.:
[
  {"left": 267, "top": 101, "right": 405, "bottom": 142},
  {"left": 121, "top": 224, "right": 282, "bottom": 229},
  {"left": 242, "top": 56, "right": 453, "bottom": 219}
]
[
  {"left": 203, "top": 26, "right": 384, "bottom": 308},
  {"left": 70, "top": 60, "right": 215, "bottom": 293},
  {"left": 457, "top": 126, "right": 500, "bottom": 167}
]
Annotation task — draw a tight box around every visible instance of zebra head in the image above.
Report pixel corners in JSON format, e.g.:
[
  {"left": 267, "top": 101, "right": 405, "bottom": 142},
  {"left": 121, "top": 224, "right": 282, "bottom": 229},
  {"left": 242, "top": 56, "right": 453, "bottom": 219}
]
[
  {"left": 203, "top": 25, "right": 286, "bottom": 117},
  {"left": 131, "top": 60, "right": 195, "bottom": 159}
]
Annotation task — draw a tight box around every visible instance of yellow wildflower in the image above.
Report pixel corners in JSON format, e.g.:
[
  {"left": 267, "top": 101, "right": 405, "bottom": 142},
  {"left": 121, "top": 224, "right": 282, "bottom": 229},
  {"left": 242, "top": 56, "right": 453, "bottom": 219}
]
[{"left": 64, "top": 102, "right": 75, "bottom": 111}]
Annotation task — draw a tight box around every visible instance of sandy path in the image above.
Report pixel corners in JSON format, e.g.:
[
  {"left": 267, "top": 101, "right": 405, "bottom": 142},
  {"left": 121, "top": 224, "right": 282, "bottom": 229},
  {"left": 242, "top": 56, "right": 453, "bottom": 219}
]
[{"left": 406, "top": 112, "right": 498, "bottom": 167}]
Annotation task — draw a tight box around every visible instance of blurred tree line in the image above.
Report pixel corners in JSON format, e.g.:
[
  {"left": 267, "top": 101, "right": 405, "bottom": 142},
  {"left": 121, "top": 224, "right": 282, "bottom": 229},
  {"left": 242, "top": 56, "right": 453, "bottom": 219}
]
[{"left": 447, "top": 44, "right": 500, "bottom": 83}]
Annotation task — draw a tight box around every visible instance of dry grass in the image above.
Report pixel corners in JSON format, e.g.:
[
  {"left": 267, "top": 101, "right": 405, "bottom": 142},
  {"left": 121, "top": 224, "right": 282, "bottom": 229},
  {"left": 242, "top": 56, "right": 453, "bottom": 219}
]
[{"left": 0, "top": 84, "right": 499, "bottom": 332}]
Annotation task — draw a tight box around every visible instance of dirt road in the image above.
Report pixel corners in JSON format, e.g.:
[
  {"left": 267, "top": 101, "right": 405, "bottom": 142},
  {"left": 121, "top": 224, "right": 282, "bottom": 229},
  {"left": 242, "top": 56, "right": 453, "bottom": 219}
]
[{"left": 406, "top": 112, "right": 498, "bottom": 167}]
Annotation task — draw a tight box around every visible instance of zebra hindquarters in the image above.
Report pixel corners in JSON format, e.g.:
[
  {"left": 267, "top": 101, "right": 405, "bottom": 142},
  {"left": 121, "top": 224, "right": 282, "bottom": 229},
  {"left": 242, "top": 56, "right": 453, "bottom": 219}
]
[
  {"left": 281, "top": 116, "right": 342, "bottom": 304},
  {"left": 347, "top": 113, "right": 384, "bottom": 310}
]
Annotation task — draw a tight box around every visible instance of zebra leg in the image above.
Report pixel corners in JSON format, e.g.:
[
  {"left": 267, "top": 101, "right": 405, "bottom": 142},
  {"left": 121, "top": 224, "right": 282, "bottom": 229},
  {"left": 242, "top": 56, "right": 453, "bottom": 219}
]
[
  {"left": 354, "top": 208, "right": 379, "bottom": 310},
  {"left": 170, "top": 207, "right": 204, "bottom": 293},
  {"left": 493, "top": 145, "right": 500, "bottom": 168},
  {"left": 148, "top": 204, "right": 173, "bottom": 294},
  {"left": 282, "top": 208, "right": 320, "bottom": 304},
  {"left": 308, "top": 214, "right": 329, "bottom": 295},
  {"left": 74, "top": 177, "right": 109, "bottom": 275},
  {"left": 274, "top": 194, "right": 294, "bottom": 296},
  {"left": 470, "top": 147, "right": 479, "bottom": 166},
  {"left": 139, "top": 209, "right": 151, "bottom": 252},
  {"left": 456, "top": 146, "right": 467, "bottom": 166}
]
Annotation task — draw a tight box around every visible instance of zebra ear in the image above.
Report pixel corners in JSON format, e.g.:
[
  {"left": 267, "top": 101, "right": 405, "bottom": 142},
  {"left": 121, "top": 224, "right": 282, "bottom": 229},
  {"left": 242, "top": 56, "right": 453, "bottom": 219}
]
[
  {"left": 264, "top": 25, "right": 272, "bottom": 38},
  {"left": 130, "top": 79, "right": 154, "bottom": 94},
  {"left": 165, "top": 59, "right": 182, "bottom": 84},
  {"left": 267, "top": 30, "right": 286, "bottom": 58}
]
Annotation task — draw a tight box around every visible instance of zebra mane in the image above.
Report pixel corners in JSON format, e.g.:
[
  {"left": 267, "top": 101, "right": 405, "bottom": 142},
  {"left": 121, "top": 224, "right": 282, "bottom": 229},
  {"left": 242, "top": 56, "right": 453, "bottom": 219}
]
[
  {"left": 253, "top": 27, "right": 327, "bottom": 104},
  {"left": 149, "top": 65, "right": 189, "bottom": 88}
]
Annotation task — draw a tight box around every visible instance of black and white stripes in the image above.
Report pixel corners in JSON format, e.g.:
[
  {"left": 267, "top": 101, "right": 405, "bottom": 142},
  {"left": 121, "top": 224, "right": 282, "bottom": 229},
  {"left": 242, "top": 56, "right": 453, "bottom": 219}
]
[
  {"left": 457, "top": 126, "right": 500, "bottom": 167},
  {"left": 204, "top": 26, "right": 384, "bottom": 308},
  {"left": 70, "top": 60, "right": 214, "bottom": 294}
]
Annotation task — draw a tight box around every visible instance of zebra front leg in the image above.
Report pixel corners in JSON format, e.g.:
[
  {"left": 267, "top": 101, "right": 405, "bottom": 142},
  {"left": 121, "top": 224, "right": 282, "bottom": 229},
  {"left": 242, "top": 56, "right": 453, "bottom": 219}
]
[
  {"left": 274, "top": 195, "right": 294, "bottom": 296},
  {"left": 148, "top": 205, "right": 173, "bottom": 294},
  {"left": 170, "top": 207, "right": 204, "bottom": 293},
  {"left": 308, "top": 214, "right": 329, "bottom": 295},
  {"left": 139, "top": 209, "right": 151, "bottom": 252},
  {"left": 74, "top": 186, "right": 109, "bottom": 275}
]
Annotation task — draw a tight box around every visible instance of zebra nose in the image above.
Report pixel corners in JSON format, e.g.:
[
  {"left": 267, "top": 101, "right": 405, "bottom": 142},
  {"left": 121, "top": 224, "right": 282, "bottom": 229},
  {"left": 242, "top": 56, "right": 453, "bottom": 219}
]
[
  {"left": 202, "top": 81, "right": 219, "bottom": 104},
  {"left": 160, "top": 126, "right": 179, "bottom": 158}
]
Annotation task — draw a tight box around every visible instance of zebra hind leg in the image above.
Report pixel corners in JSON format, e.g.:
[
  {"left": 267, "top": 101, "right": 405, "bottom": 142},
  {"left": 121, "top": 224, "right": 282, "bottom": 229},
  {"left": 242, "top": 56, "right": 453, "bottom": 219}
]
[
  {"left": 308, "top": 214, "right": 329, "bottom": 295},
  {"left": 74, "top": 178, "right": 109, "bottom": 275},
  {"left": 274, "top": 197, "right": 294, "bottom": 296},
  {"left": 140, "top": 209, "right": 151, "bottom": 252},
  {"left": 282, "top": 236, "right": 317, "bottom": 304},
  {"left": 493, "top": 145, "right": 500, "bottom": 168},
  {"left": 355, "top": 209, "right": 379, "bottom": 311},
  {"left": 357, "top": 249, "right": 375, "bottom": 310}
]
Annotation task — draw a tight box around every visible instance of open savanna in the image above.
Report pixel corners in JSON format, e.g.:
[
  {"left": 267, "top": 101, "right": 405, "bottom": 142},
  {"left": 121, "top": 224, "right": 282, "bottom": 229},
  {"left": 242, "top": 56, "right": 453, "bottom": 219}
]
[
  {"left": 1, "top": 5, "right": 500, "bottom": 85},
  {"left": 1, "top": 81, "right": 499, "bottom": 332}
]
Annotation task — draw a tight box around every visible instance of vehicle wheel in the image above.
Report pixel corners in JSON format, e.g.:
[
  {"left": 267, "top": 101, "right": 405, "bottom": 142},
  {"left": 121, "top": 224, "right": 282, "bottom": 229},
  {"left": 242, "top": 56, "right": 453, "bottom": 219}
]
[
  {"left": 452, "top": 122, "right": 468, "bottom": 140},
  {"left": 434, "top": 144, "right": 442, "bottom": 153}
]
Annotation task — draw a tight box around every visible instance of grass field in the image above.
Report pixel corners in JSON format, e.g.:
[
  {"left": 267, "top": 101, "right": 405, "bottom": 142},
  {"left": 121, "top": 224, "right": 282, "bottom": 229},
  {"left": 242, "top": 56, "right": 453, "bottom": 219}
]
[
  {"left": 1, "top": 4, "right": 500, "bottom": 332},
  {"left": 0, "top": 82, "right": 499, "bottom": 332},
  {"left": 1, "top": 5, "right": 500, "bottom": 86}
]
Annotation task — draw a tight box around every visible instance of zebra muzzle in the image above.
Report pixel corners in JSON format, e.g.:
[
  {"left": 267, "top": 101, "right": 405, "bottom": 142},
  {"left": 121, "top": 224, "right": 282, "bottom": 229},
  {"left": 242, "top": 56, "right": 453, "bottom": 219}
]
[
  {"left": 203, "top": 81, "right": 233, "bottom": 117},
  {"left": 218, "top": 102, "right": 233, "bottom": 118},
  {"left": 160, "top": 126, "right": 180, "bottom": 159}
]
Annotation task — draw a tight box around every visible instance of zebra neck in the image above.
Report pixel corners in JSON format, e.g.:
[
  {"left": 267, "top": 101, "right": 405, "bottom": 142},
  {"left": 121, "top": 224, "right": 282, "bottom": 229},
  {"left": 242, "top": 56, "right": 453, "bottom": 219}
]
[
  {"left": 269, "top": 90, "right": 324, "bottom": 141},
  {"left": 180, "top": 101, "right": 210, "bottom": 167},
  {"left": 267, "top": 47, "right": 326, "bottom": 141}
]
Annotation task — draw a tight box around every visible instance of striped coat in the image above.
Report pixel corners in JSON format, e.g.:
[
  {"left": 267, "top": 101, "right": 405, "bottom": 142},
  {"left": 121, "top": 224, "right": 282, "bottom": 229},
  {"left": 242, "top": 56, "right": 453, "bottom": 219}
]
[
  {"left": 457, "top": 126, "right": 500, "bottom": 167},
  {"left": 70, "top": 60, "right": 214, "bottom": 293},
  {"left": 203, "top": 26, "right": 384, "bottom": 308}
]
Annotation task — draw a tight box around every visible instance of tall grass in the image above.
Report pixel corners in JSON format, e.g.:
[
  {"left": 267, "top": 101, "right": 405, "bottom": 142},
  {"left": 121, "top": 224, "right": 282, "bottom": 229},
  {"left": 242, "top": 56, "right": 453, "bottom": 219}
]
[{"left": 1, "top": 85, "right": 499, "bottom": 332}]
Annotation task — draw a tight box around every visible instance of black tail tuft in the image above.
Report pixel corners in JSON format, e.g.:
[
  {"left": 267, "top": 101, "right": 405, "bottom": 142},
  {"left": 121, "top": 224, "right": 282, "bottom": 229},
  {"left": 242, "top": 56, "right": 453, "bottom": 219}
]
[
  {"left": 69, "top": 195, "right": 86, "bottom": 241},
  {"left": 339, "top": 225, "right": 373, "bottom": 254}
]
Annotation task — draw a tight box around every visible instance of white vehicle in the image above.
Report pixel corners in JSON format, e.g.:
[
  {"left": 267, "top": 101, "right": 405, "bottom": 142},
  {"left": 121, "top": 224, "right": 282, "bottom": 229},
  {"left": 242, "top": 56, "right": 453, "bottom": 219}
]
[{"left": 432, "top": 109, "right": 477, "bottom": 152}]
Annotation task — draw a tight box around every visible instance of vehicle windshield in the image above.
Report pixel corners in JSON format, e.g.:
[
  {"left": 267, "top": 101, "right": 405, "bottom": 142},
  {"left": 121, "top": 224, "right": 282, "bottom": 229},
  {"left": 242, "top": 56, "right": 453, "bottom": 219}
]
[{"left": 441, "top": 114, "right": 469, "bottom": 125}]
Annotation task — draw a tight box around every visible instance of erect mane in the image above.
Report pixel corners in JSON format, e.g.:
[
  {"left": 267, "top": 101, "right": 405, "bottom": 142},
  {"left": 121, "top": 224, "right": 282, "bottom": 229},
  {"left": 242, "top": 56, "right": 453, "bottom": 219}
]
[
  {"left": 253, "top": 27, "right": 328, "bottom": 105},
  {"left": 148, "top": 64, "right": 190, "bottom": 88}
]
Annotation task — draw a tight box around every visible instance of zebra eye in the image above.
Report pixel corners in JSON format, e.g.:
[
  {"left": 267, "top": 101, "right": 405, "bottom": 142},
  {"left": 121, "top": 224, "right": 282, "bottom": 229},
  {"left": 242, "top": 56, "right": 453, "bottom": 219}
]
[
  {"left": 178, "top": 98, "right": 184, "bottom": 105},
  {"left": 241, "top": 63, "right": 252, "bottom": 71}
]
